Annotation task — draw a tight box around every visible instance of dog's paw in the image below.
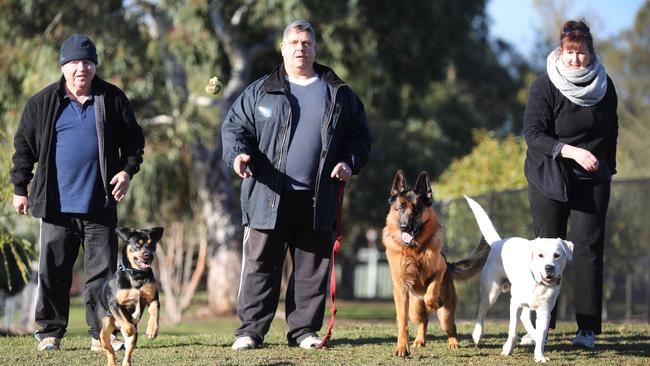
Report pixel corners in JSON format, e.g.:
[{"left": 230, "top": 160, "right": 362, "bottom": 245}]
[
  {"left": 146, "top": 319, "right": 159, "bottom": 339},
  {"left": 501, "top": 342, "right": 515, "bottom": 356},
  {"left": 395, "top": 344, "right": 410, "bottom": 357},
  {"left": 146, "top": 327, "right": 158, "bottom": 339},
  {"left": 472, "top": 326, "right": 482, "bottom": 345},
  {"left": 535, "top": 355, "right": 550, "bottom": 363},
  {"left": 448, "top": 337, "right": 460, "bottom": 349},
  {"left": 412, "top": 338, "right": 425, "bottom": 348}
]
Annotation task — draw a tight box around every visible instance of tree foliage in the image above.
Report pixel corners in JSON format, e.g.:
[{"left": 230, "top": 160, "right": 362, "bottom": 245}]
[
  {"left": 599, "top": 1, "right": 650, "bottom": 178},
  {"left": 1, "top": 0, "right": 647, "bottom": 316},
  {"left": 432, "top": 130, "right": 528, "bottom": 200},
  {"left": 0, "top": 0, "right": 560, "bottom": 310}
]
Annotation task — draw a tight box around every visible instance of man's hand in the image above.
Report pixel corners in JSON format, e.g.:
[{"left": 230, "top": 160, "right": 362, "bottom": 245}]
[
  {"left": 110, "top": 171, "right": 131, "bottom": 203},
  {"left": 13, "top": 194, "right": 29, "bottom": 215},
  {"left": 561, "top": 145, "right": 599, "bottom": 172},
  {"left": 234, "top": 154, "right": 253, "bottom": 178},
  {"left": 330, "top": 162, "right": 352, "bottom": 182}
]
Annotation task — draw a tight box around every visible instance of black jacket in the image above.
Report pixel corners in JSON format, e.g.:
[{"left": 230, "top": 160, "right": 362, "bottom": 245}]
[
  {"left": 523, "top": 73, "right": 618, "bottom": 201},
  {"left": 10, "top": 76, "right": 145, "bottom": 218},
  {"left": 221, "top": 63, "right": 371, "bottom": 230}
]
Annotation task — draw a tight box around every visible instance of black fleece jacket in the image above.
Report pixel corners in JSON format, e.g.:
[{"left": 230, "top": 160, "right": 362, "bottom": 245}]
[
  {"left": 523, "top": 73, "right": 618, "bottom": 202},
  {"left": 10, "top": 75, "right": 144, "bottom": 218}
]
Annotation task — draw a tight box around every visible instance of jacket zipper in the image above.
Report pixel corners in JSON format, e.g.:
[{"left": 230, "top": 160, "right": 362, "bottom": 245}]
[
  {"left": 271, "top": 108, "right": 292, "bottom": 208},
  {"left": 313, "top": 84, "right": 343, "bottom": 207}
]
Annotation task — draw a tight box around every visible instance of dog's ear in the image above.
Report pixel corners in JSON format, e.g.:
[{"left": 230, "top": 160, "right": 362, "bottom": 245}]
[
  {"left": 414, "top": 171, "right": 432, "bottom": 205},
  {"left": 390, "top": 170, "right": 407, "bottom": 202},
  {"left": 149, "top": 227, "right": 164, "bottom": 243},
  {"left": 560, "top": 239, "right": 574, "bottom": 261},
  {"left": 116, "top": 227, "right": 133, "bottom": 241}
]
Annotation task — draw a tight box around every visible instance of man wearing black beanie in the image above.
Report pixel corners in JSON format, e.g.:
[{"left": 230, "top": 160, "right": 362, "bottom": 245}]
[{"left": 10, "top": 34, "right": 145, "bottom": 352}]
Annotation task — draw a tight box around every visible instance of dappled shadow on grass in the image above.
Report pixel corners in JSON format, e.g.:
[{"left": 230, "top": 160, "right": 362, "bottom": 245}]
[
  {"left": 326, "top": 335, "right": 392, "bottom": 347},
  {"left": 326, "top": 333, "right": 484, "bottom": 348},
  {"left": 471, "top": 330, "right": 650, "bottom": 360},
  {"left": 545, "top": 329, "right": 650, "bottom": 358}
]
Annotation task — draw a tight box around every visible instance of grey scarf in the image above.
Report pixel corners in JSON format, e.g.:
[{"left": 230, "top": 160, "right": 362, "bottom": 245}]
[{"left": 546, "top": 47, "right": 607, "bottom": 107}]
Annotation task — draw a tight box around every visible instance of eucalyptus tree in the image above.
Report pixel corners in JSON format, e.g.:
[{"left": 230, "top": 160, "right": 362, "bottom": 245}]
[{"left": 126, "top": 0, "right": 528, "bottom": 311}]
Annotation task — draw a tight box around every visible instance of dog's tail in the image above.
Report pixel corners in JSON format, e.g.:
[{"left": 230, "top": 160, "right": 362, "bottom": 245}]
[
  {"left": 464, "top": 195, "right": 501, "bottom": 245},
  {"left": 447, "top": 237, "right": 491, "bottom": 282}
]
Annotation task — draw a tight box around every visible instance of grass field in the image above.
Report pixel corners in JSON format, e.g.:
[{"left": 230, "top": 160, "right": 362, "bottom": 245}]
[{"left": 1, "top": 297, "right": 649, "bottom": 365}]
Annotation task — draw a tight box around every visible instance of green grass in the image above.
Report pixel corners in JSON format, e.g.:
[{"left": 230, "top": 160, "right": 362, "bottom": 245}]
[{"left": 1, "top": 298, "right": 649, "bottom": 365}]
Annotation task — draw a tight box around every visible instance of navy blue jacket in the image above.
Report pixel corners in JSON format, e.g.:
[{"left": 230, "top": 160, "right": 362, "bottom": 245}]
[{"left": 221, "top": 63, "right": 371, "bottom": 230}]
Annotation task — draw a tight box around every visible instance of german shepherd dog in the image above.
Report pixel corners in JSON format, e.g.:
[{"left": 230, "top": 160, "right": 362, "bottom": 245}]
[
  {"left": 98, "top": 227, "right": 164, "bottom": 366},
  {"left": 383, "top": 171, "right": 489, "bottom": 357}
]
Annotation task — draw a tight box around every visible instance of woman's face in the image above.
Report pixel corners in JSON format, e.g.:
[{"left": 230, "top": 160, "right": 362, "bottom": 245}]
[{"left": 560, "top": 42, "right": 592, "bottom": 70}]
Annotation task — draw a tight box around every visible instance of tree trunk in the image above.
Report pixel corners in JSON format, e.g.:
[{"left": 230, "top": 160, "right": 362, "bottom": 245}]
[
  {"left": 202, "top": 0, "right": 276, "bottom": 315},
  {"left": 194, "top": 144, "right": 243, "bottom": 314},
  {"left": 142, "top": 0, "right": 276, "bottom": 316},
  {"left": 625, "top": 273, "right": 633, "bottom": 320}
]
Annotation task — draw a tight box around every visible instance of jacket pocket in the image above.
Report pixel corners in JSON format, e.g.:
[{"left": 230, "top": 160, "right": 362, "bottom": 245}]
[{"left": 241, "top": 177, "right": 254, "bottom": 208}]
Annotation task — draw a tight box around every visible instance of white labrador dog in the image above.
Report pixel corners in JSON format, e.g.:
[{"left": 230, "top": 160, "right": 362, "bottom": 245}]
[{"left": 464, "top": 196, "right": 574, "bottom": 363}]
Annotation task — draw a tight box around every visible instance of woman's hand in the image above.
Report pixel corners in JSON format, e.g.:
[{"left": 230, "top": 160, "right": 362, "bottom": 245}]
[{"left": 561, "top": 145, "right": 599, "bottom": 172}]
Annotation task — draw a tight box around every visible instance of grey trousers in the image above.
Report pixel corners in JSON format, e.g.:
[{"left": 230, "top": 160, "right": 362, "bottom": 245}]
[
  {"left": 34, "top": 207, "right": 117, "bottom": 340},
  {"left": 234, "top": 190, "right": 335, "bottom": 345}
]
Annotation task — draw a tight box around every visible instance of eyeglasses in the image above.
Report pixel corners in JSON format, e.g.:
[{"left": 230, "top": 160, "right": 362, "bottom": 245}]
[{"left": 563, "top": 24, "right": 590, "bottom": 35}]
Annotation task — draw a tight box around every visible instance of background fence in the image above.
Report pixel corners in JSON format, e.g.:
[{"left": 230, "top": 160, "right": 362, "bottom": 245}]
[{"left": 343, "top": 178, "right": 650, "bottom": 322}]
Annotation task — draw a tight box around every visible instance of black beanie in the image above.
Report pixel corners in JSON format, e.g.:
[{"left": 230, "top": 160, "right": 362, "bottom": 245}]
[{"left": 59, "top": 34, "right": 98, "bottom": 66}]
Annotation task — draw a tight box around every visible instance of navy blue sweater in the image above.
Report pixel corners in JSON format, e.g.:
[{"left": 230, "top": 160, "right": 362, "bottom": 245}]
[{"left": 11, "top": 76, "right": 144, "bottom": 218}]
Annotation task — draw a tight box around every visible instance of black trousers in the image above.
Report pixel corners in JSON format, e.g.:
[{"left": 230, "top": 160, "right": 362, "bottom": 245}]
[
  {"left": 234, "top": 190, "right": 335, "bottom": 345},
  {"left": 34, "top": 206, "right": 118, "bottom": 340},
  {"left": 528, "top": 179, "right": 610, "bottom": 334}
]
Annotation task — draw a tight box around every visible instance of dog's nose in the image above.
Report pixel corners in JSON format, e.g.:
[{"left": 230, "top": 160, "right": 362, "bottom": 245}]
[
  {"left": 399, "top": 220, "right": 411, "bottom": 231},
  {"left": 544, "top": 265, "right": 554, "bottom": 274}
]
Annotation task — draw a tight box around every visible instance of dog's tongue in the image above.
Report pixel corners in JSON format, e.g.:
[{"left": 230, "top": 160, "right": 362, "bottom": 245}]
[{"left": 401, "top": 232, "right": 414, "bottom": 244}]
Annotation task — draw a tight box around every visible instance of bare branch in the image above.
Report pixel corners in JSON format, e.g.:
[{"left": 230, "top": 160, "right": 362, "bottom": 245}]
[
  {"left": 43, "top": 11, "right": 63, "bottom": 39},
  {"left": 208, "top": 0, "right": 276, "bottom": 102},
  {"left": 231, "top": 4, "right": 249, "bottom": 26}
]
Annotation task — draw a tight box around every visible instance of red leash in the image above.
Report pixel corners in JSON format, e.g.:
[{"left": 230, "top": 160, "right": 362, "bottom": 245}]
[{"left": 316, "top": 182, "right": 345, "bottom": 349}]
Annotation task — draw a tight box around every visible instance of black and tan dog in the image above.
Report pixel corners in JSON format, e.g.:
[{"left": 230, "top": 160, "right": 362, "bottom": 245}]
[
  {"left": 382, "top": 171, "right": 489, "bottom": 357},
  {"left": 98, "top": 227, "right": 163, "bottom": 366}
]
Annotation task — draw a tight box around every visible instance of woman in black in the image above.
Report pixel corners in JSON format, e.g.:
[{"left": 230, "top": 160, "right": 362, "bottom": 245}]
[{"left": 523, "top": 19, "right": 618, "bottom": 349}]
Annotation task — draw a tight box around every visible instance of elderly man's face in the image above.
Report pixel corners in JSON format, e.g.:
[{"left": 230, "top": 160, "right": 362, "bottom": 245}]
[
  {"left": 61, "top": 60, "right": 96, "bottom": 92},
  {"left": 281, "top": 29, "right": 316, "bottom": 73}
]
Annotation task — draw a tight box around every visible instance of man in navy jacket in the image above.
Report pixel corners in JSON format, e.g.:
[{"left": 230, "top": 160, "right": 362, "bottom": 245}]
[{"left": 222, "top": 20, "right": 371, "bottom": 350}]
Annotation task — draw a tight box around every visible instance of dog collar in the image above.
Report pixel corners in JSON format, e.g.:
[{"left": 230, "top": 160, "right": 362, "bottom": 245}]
[{"left": 118, "top": 257, "right": 152, "bottom": 276}]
